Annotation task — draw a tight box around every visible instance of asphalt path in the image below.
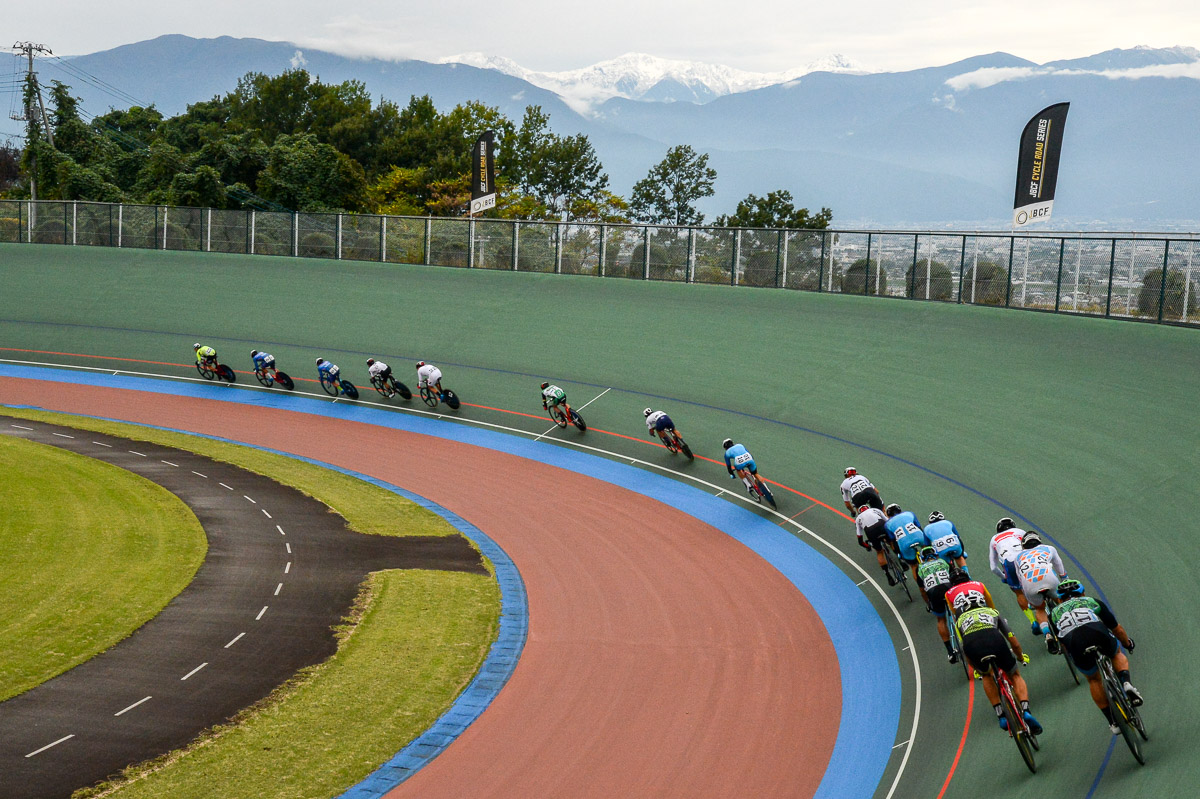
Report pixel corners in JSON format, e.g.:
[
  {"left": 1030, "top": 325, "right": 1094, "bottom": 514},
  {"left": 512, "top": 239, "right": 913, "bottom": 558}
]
[{"left": 0, "top": 415, "right": 485, "bottom": 799}]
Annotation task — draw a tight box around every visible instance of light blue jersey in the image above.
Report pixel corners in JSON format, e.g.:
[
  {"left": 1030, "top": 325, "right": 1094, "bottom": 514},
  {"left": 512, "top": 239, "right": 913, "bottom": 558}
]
[
  {"left": 925, "top": 519, "right": 965, "bottom": 561},
  {"left": 252, "top": 351, "right": 275, "bottom": 369},
  {"left": 724, "top": 443, "right": 757, "bottom": 475},
  {"left": 317, "top": 361, "right": 339, "bottom": 379},
  {"left": 885, "top": 511, "right": 928, "bottom": 563}
]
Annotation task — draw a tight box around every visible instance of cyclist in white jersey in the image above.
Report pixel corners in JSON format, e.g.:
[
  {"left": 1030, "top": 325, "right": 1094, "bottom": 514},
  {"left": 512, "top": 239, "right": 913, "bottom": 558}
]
[
  {"left": 1011, "top": 530, "right": 1068, "bottom": 653},
  {"left": 854, "top": 504, "right": 895, "bottom": 585},
  {"left": 840, "top": 468, "right": 883, "bottom": 516},
  {"left": 990, "top": 517, "right": 1038, "bottom": 631},
  {"left": 643, "top": 409, "right": 678, "bottom": 445},
  {"left": 416, "top": 361, "right": 443, "bottom": 400}
]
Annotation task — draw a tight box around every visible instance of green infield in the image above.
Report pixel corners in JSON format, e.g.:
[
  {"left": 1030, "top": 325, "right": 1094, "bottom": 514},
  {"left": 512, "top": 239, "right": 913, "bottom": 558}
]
[
  {"left": 0, "top": 434, "right": 205, "bottom": 702},
  {"left": 2, "top": 243, "right": 1197, "bottom": 797}
]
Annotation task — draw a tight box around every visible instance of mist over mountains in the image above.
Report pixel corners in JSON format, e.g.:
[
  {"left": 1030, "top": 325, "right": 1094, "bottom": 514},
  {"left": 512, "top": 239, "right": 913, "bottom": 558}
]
[{"left": 33, "top": 37, "right": 1200, "bottom": 228}]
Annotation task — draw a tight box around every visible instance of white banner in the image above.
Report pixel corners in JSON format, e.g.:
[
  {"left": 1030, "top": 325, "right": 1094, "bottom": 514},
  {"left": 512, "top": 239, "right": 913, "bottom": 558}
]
[
  {"left": 1013, "top": 200, "right": 1053, "bottom": 227},
  {"left": 470, "top": 193, "right": 497, "bottom": 215}
]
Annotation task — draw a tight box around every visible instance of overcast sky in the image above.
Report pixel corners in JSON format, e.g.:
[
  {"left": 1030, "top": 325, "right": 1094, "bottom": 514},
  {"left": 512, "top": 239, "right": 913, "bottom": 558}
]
[{"left": 8, "top": 0, "right": 1200, "bottom": 72}]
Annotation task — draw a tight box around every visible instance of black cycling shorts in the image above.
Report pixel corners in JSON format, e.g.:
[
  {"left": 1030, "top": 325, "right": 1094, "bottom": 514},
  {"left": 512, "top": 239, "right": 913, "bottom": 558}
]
[
  {"left": 927, "top": 584, "right": 950, "bottom": 616},
  {"left": 863, "top": 519, "right": 889, "bottom": 550},
  {"left": 962, "top": 629, "right": 1017, "bottom": 674},
  {"left": 851, "top": 488, "right": 883, "bottom": 511},
  {"left": 1061, "top": 621, "right": 1119, "bottom": 673}
]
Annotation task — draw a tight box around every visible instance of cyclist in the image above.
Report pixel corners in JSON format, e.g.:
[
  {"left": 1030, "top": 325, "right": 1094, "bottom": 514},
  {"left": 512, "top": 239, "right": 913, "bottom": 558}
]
[
  {"left": 1049, "top": 579, "right": 1143, "bottom": 733},
  {"left": 644, "top": 408, "right": 680, "bottom": 446},
  {"left": 417, "top": 361, "right": 443, "bottom": 401},
  {"left": 840, "top": 468, "right": 883, "bottom": 516},
  {"left": 884, "top": 503, "right": 928, "bottom": 582},
  {"left": 722, "top": 439, "right": 764, "bottom": 497},
  {"left": 541, "top": 382, "right": 575, "bottom": 420},
  {"left": 916, "top": 546, "right": 958, "bottom": 663},
  {"left": 1009, "top": 530, "right": 1068, "bottom": 653},
  {"left": 946, "top": 566, "right": 996, "bottom": 613},
  {"left": 250, "top": 349, "right": 277, "bottom": 376},
  {"left": 991, "top": 517, "right": 1038, "bottom": 632},
  {"left": 194, "top": 342, "right": 217, "bottom": 370},
  {"left": 854, "top": 503, "right": 895, "bottom": 585},
  {"left": 367, "top": 358, "right": 394, "bottom": 393},
  {"left": 316, "top": 357, "right": 341, "bottom": 388},
  {"left": 925, "top": 511, "right": 967, "bottom": 569},
  {"left": 955, "top": 593, "right": 1044, "bottom": 735}
]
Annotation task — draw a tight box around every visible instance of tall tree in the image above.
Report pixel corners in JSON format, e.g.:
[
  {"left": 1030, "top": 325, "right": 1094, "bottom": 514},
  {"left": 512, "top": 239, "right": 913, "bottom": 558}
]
[
  {"left": 629, "top": 144, "right": 716, "bottom": 226},
  {"left": 715, "top": 190, "right": 831, "bottom": 229}
]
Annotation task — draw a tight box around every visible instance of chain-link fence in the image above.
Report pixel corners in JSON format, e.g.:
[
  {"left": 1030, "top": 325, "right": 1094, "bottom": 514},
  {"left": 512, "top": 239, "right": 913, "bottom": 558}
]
[{"left": 2, "top": 200, "right": 1197, "bottom": 327}]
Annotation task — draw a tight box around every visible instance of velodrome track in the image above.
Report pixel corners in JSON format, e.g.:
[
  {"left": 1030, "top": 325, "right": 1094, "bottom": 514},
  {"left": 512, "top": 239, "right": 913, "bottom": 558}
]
[{"left": 2, "top": 243, "right": 1198, "bottom": 797}]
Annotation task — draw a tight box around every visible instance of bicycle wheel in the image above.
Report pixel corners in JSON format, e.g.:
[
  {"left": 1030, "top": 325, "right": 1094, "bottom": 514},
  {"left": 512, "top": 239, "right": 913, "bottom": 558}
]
[
  {"left": 1000, "top": 678, "right": 1037, "bottom": 773},
  {"left": 395, "top": 381, "right": 412, "bottom": 400},
  {"left": 570, "top": 410, "right": 586, "bottom": 431},
  {"left": 255, "top": 368, "right": 273, "bottom": 387},
  {"left": 275, "top": 372, "right": 294, "bottom": 391},
  {"left": 1103, "top": 663, "right": 1146, "bottom": 763},
  {"left": 195, "top": 362, "right": 215, "bottom": 380},
  {"left": 548, "top": 406, "right": 568, "bottom": 428},
  {"left": 217, "top": 364, "right": 236, "bottom": 382},
  {"left": 340, "top": 380, "right": 359, "bottom": 400},
  {"left": 420, "top": 386, "right": 438, "bottom": 407},
  {"left": 372, "top": 377, "right": 392, "bottom": 398},
  {"left": 757, "top": 478, "right": 777, "bottom": 510},
  {"left": 662, "top": 434, "right": 680, "bottom": 454},
  {"left": 443, "top": 389, "right": 461, "bottom": 410},
  {"left": 680, "top": 441, "right": 694, "bottom": 461},
  {"left": 320, "top": 374, "right": 338, "bottom": 395},
  {"left": 1062, "top": 643, "right": 1081, "bottom": 685}
]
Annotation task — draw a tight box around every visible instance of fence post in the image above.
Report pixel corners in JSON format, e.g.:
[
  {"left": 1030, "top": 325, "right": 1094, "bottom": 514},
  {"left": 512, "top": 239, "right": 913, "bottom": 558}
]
[
  {"left": 18, "top": 200, "right": 24, "bottom": 243},
  {"left": 598, "top": 224, "right": 607, "bottom": 276},
  {"left": 909, "top": 234, "right": 919, "bottom": 297},
  {"left": 512, "top": 221, "right": 519, "bottom": 271},
  {"left": 957, "top": 235, "right": 967, "bottom": 302},
  {"left": 423, "top": 217, "right": 431, "bottom": 265},
  {"left": 291, "top": 213, "right": 298, "bottom": 257},
  {"left": 468, "top": 218, "right": 476, "bottom": 268},
  {"left": 206, "top": 208, "right": 212, "bottom": 253},
  {"left": 1054, "top": 238, "right": 1065, "bottom": 312},
  {"left": 864, "top": 233, "right": 873, "bottom": 295},
  {"left": 1184, "top": 241, "right": 1195, "bottom": 324},
  {"left": 817, "top": 232, "right": 826, "bottom": 291},
  {"left": 108, "top": 203, "right": 114, "bottom": 247},
  {"left": 336, "top": 214, "right": 342, "bottom": 260},
  {"left": 1020, "top": 238, "right": 1030, "bottom": 307},
  {"left": 1157, "top": 240, "right": 1171, "bottom": 322},
  {"left": 1105, "top": 239, "right": 1116, "bottom": 316},
  {"left": 731, "top": 229, "right": 740, "bottom": 286},
  {"left": 380, "top": 216, "right": 387, "bottom": 262},
  {"left": 72, "top": 201, "right": 77, "bottom": 245},
  {"left": 778, "top": 230, "right": 787, "bottom": 288},
  {"left": 117, "top": 204, "right": 123, "bottom": 248},
  {"left": 687, "top": 228, "right": 696, "bottom": 283},
  {"left": 555, "top": 222, "right": 563, "bottom": 274},
  {"left": 1073, "top": 234, "right": 1082, "bottom": 311},
  {"left": 250, "top": 210, "right": 256, "bottom": 255},
  {"left": 1004, "top": 236, "right": 1015, "bottom": 307},
  {"left": 1125, "top": 238, "right": 1138, "bottom": 315},
  {"left": 162, "top": 206, "right": 169, "bottom": 250}
]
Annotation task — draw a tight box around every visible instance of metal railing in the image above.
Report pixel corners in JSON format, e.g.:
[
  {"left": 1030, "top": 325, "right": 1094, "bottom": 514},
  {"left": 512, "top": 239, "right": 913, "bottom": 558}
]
[{"left": 3, "top": 199, "right": 1198, "bottom": 327}]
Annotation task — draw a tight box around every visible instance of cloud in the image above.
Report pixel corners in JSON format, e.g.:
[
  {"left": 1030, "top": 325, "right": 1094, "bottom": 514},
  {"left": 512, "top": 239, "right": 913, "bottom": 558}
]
[
  {"left": 290, "top": 49, "right": 307, "bottom": 69},
  {"left": 946, "top": 61, "right": 1200, "bottom": 91}
]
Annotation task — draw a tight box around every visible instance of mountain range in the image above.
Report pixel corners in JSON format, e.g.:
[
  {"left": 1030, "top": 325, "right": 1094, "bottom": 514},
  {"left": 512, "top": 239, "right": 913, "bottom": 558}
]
[{"left": 18, "top": 36, "right": 1200, "bottom": 227}]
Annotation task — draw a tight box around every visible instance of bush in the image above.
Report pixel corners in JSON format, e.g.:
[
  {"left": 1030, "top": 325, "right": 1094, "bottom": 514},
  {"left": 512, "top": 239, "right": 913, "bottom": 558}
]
[
  {"left": 1137, "top": 268, "right": 1199, "bottom": 319},
  {"left": 299, "top": 231, "right": 336, "bottom": 259},
  {"left": 906, "top": 260, "right": 953, "bottom": 300},
  {"left": 741, "top": 250, "right": 781, "bottom": 287},
  {"left": 840, "top": 258, "right": 887, "bottom": 295},
  {"left": 962, "top": 260, "right": 1009, "bottom": 305}
]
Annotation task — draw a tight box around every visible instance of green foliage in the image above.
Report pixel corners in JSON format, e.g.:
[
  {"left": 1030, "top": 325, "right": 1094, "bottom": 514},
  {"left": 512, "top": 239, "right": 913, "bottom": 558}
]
[
  {"left": 258, "top": 133, "right": 366, "bottom": 212},
  {"left": 841, "top": 258, "right": 887, "bottom": 295},
  {"left": 906, "top": 260, "right": 954, "bottom": 300},
  {"left": 962, "top": 260, "right": 1009, "bottom": 305},
  {"left": 630, "top": 144, "right": 716, "bottom": 225},
  {"left": 1137, "top": 268, "right": 1199, "bottom": 319},
  {"left": 715, "top": 190, "right": 832, "bottom": 230}
]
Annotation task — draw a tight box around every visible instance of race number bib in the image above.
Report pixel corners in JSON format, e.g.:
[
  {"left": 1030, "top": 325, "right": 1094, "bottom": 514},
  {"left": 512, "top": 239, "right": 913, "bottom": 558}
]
[
  {"left": 1055, "top": 606, "right": 1099, "bottom": 635},
  {"left": 1018, "top": 552, "right": 1052, "bottom": 583},
  {"left": 733, "top": 452, "right": 753, "bottom": 466}
]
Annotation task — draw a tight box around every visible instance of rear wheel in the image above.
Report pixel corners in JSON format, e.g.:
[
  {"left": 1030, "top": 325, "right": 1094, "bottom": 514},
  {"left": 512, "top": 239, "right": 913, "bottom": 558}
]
[
  {"left": 681, "top": 441, "right": 694, "bottom": 461},
  {"left": 757, "top": 478, "right": 777, "bottom": 510},
  {"left": 340, "top": 380, "right": 359, "bottom": 400},
  {"left": 570, "top": 409, "right": 586, "bottom": 431},
  {"left": 217, "top": 364, "right": 236, "bottom": 382},
  {"left": 395, "top": 381, "right": 412, "bottom": 400},
  {"left": 999, "top": 679, "right": 1037, "bottom": 773},
  {"left": 443, "top": 389, "right": 461, "bottom": 410},
  {"left": 275, "top": 371, "right": 294, "bottom": 391}
]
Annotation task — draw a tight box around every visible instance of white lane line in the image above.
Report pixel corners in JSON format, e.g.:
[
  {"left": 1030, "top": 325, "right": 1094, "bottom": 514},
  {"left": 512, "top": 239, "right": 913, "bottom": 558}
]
[
  {"left": 128, "top": 450, "right": 147, "bottom": 457},
  {"left": 161, "top": 460, "right": 179, "bottom": 467},
  {"left": 180, "top": 662, "right": 208, "bottom": 681},
  {"left": 224, "top": 632, "right": 245, "bottom": 649},
  {"left": 219, "top": 482, "right": 234, "bottom": 490},
  {"left": 25, "top": 734, "right": 74, "bottom": 758},
  {"left": 285, "top": 542, "right": 291, "bottom": 554},
  {"left": 901, "top": 646, "right": 911, "bottom": 652},
  {"left": 713, "top": 489, "right": 726, "bottom": 497},
  {"left": 892, "top": 739, "right": 911, "bottom": 750},
  {"left": 285, "top": 561, "right": 291, "bottom": 574},
  {"left": 114, "top": 696, "right": 152, "bottom": 717},
  {"left": 256, "top": 606, "right": 269, "bottom": 621},
  {"left": 192, "top": 470, "right": 208, "bottom": 478},
  {"left": 274, "top": 582, "right": 283, "bottom": 596},
  {"left": 262, "top": 509, "right": 272, "bottom": 519},
  {"left": 533, "top": 422, "right": 559, "bottom": 441},
  {"left": 276, "top": 524, "right": 285, "bottom": 536},
  {"left": 243, "top": 495, "right": 257, "bottom": 504},
  {"left": 52, "top": 432, "right": 75, "bottom": 438},
  {"left": 575, "top": 386, "right": 611, "bottom": 411},
  {"left": 10, "top": 424, "right": 34, "bottom": 430},
  {"left": 93, "top": 441, "right": 113, "bottom": 447},
  {"left": 856, "top": 579, "right": 869, "bottom": 586}
]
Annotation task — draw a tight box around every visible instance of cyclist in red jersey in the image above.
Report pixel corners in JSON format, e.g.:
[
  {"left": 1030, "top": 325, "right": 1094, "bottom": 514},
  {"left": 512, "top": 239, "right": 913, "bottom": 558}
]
[{"left": 945, "top": 566, "right": 997, "bottom": 613}]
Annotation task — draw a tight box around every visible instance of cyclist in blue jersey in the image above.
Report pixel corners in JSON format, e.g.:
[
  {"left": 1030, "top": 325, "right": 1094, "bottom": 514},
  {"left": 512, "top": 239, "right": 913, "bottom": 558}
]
[
  {"left": 251, "top": 349, "right": 275, "bottom": 372},
  {"left": 885, "top": 503, "right": 929, "bottom": 583},
  {"left": 925, "top": 511, "right": 967, "bottom": 569},
  {"left": 723, "top": 439, "right": 762, "bottom": 497},
  {"left": 316, "top": 357, "right": 341, "bottom": 387}
]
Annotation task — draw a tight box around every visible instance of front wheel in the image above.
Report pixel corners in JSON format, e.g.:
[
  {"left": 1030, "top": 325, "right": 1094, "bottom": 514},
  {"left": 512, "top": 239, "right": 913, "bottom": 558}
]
[
  {"left": 548, "top": 405, "right": 568, "bottom": 428},
  {"left": 340, "top": 380, "right": 359, "bottom": 400},
  {"left": 217, "top": 364, "right": 236, "bottom": 382},
  {"left": 371, "top": 376, "right": 393, "bottom": 398},
  {"left": 255, "top": 368, "right": 273, "bottom": 387},
  {"left": 196, "top": 362, "right": 215, "bottom": 380},
  {"left": 275, "top": 371, "right": 294, "bottom": 391},
  {"left": 320, "top": 374, "right": 338, "bottom": 396},
  {"left": 420, "top": 386, "right": 438, "bottom": 407},
  {"left": 570, "top": 409, "right": 586, "bottom": 431}
]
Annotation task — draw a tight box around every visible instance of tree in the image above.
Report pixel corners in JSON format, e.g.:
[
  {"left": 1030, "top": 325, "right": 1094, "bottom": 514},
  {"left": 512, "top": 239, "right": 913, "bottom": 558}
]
[
  {"left": 906, "top": 260, "right": 954, "bottom": 300},
  {"left": 715, "top": 190, "right": 832, "bottom": 229},
  {"left": 257, "top": 133, "right": 366, "bottom": 212},
  {"left": 1137, "top": 268, "right": 1199, "bottom": 319},
  {"left": 0, "top": 141, "right": 20, "bottom": 192},
  {"left": 961, "top": 260, "right": 1009, "bottom": 305},
  {"left": 629, "top": 144, "right": 716, "bottom": 226},
  {"left": 840, "top": 258, "right": 887, "bottom": 295}
]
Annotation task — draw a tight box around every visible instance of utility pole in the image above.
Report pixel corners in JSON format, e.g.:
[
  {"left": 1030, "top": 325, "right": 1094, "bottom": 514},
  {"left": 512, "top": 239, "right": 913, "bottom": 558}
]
[{"left": 11, "top": 41, "right": 54, "bottom": 206}]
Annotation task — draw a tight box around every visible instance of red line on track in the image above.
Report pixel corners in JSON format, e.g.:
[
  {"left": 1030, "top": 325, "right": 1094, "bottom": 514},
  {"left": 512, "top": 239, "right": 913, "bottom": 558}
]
[{"left": 936, "top": 678, "right": 975, "bottom": 799}]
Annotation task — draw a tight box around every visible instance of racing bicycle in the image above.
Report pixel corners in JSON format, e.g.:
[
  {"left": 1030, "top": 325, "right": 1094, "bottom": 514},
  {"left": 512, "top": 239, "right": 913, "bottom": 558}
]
[
  {"left": 420, "top": 385, "right": 461, "bottom": 410},
  {"left": 371, "top": 373, "right": 412, "bottom": 400},
  {"left": 1088, "top": 644, "right": 1147, "bottom": 764},
  {"left": 946, "top": 605, "right": 972, "bottom": 681},
  {"left": 882, "top": 542, "right": 913, "bottom": 602},
  {"left": 1041, "top": 590, "right": 1080, "bottom": 685},
  {"left": 197, "top": 360, "right": 236, "bottom": 383},
  {"left": 254, "top": 365, "right": 294, "bottom": 390},
  {"left": 547, "top": 403, "right": 586, "bottom": 431},
  {"left": 981, "top": 653, "right": 1039, "bottom": 773},
  {"left": 319, "top": 372, "right": 359, "bottom": 400},
  {"left": 660, "top": 429, "right": 694, "bottom": 460},
  {"left": 736, "top": 470, "right": 777, "bottom": 510}
]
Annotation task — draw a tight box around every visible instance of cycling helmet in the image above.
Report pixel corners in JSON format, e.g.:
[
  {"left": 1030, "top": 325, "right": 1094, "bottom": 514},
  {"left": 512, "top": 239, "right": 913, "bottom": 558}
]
[
  {"left": 948, "top": 566, "right": 971, "bottom": 585},
  {"left": 417, "top": 361, "right": 425, "bottom": 368},
  {"left": 193, "top": 343, "right": 201, "bottom": 350},
  {"left": 996, "top": 517, "right": 1016, "bottom": 533},
  {"left": 954, "top": 590, "right": 988, "bottom": 612},
  {"left": 316, "top": 357, "right": 324, "bottom": 365},
  {"left": 1057, "top": 579, "right": 1085, "bottom": 599},
  {"left": 366, "top": 358, "right": 375, "bottom": 366},
  {"left": 844, "top": 467, "right": 857, "bottom": 477},
  {"left": 858, "top": 504, "right": 871, "bottom": 515},
  {"left": 928, "top": 511, "right": 945, "bottom": 524},
  {"left": 884, "top": 503, "right": 902, "bottom": 518},
  {"left": 540, "top": 381, "right": 550, "bottom": 390},
  {"left": 1020, "top": 530, "right": 1042, "bottom": 549},
  {"left": 250, "top": 350, "right": 258, "bottom": 358},
  {"left": 643, "top": 408, "right": 653, "bottom": 417},
  {"left": 917, "top": 546, "right": 938, "bottom": 563},
  {"left": 721, "top": 438, "right": 734, "bottom": 450}
]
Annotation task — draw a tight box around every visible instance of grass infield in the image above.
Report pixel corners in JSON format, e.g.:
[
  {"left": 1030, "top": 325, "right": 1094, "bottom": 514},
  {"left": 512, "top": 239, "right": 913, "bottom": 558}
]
[{"left": 0, "top": 409, "right": 499, "bottom": 799}]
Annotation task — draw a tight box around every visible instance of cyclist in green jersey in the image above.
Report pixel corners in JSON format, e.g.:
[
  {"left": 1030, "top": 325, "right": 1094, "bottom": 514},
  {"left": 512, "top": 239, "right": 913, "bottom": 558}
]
[
  {"left": 1050, "top": 579, "right": 1143, "bottom": 733},
  {"left": 540, "top": 382, "right": 575, "bottom": 419},
  {"left": 916, "top": 547, "right": 957, "bottom": 663},
  {"left": 955, "top": 593, "right": 1043, "bottom": 734}
]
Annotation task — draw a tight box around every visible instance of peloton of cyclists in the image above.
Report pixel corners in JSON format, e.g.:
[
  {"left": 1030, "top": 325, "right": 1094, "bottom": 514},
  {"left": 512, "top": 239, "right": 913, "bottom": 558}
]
[
  {"left": 954, "top": 592, "right": 1044, "bottom": 735},
  {"left": 1049, "top": 579, "right": 1144, "bottom": 733},
  {"left": 1007, "top": 530, "right": 1069, "bottom": 654},
  {"left": 194, "top": 342, "right": 217, "bottom": 370},
  {"left": 841, "top": 468, "right": 883, "bottom": 516},
  {"left": 644, "top": 408, "right": 680, "bottom": 445},
  {"left": 855, "top": 502, "right": 896, "bottom": 585},
  {"left": 925, "top": 511, "right": 967, "bottom": 569},
  {"left": 417, "top": 361, "right": 443, "bottom": 401}
]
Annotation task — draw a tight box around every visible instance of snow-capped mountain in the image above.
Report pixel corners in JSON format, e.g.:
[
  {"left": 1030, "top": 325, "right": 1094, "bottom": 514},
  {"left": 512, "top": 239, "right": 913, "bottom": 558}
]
[{"left": 437, "top": 52, "right": 870, "bottom": 110}]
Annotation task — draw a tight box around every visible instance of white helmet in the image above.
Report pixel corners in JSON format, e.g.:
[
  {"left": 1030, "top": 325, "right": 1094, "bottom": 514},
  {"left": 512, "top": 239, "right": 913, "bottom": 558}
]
[{"left": 643, "top": 408, "right": 653, "bottom": 417}]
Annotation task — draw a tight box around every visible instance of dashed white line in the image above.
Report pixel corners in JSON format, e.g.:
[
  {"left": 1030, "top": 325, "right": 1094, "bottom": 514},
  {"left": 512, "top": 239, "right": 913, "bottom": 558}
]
[
  {"left": 25, "top": 734, "right": 74, "bottom": 758},
  {"left": 892, "top": 739, "right": 911, "bottom": 749},
  {"left": 192, "top": 470, "right": 208, "bottom": 478},
  {"left": 161, "top": 460, "right": 179, "bottom": 467},
  {"left": 285, "top": 561, "right": 291, "bottom": 574},
  {"left": 93, "top": 441, "right": 113, "bottom": 447},
  {"left": 243, "top": 495, "right": 257, "bottom": 504},
  {"left": 10, "top": 424, "right": 33, "bottom": 430},
  {"left": 856, "top": 579, "right": 869, "bottom": 586},
  {"left": 224, "top": 632, "right": 245, "bottom": 649},
  {"left": 114, "top": 696, "right": 152, "bottom": 716},
  {"left": 256, "top": 606, "right": 269, "bottom": 621},
  {"left": 285, "top": 542, "right": 291, "bottom": 554},
  {"left": 219, "top": 482, "right": 234, "bottom": 490},
  {"left": 262, "top": 509, "right": 272, "bottom": 519},
  {"left": 180, "top": 662, "right": 208, "bottom": 681},
  {"left": 274, "top": 582, "right": 283, "bottom": 596},
  {"left": 128, "top": 450, "right": 147, "bottom": 457},
  {"left": 52, "top": 432, "right": 75, "bottom": 438},
  {"left": 276, "top": 524, "right": 285, "bottom": 536}
]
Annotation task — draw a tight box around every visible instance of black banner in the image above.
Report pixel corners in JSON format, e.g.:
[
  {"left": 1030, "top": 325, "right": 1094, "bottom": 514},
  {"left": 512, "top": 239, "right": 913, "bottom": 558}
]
[
  {"left": 470, "top": 130, "right": 496, "bottom": 215},
  {"left": 1013, "top": 102, "right": 1069, "bottom": 227}
]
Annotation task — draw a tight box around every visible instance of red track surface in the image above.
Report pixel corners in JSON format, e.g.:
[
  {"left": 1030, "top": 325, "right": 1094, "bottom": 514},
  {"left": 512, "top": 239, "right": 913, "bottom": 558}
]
[{"left": 3, "top": 378, "right": 842, "bottom": 797}]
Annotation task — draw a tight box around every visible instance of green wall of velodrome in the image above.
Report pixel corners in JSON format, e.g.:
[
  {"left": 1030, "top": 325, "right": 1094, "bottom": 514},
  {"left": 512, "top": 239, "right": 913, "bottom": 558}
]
[{"left": 1, "top": 242, "right": 1196, "bottom": 797}]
